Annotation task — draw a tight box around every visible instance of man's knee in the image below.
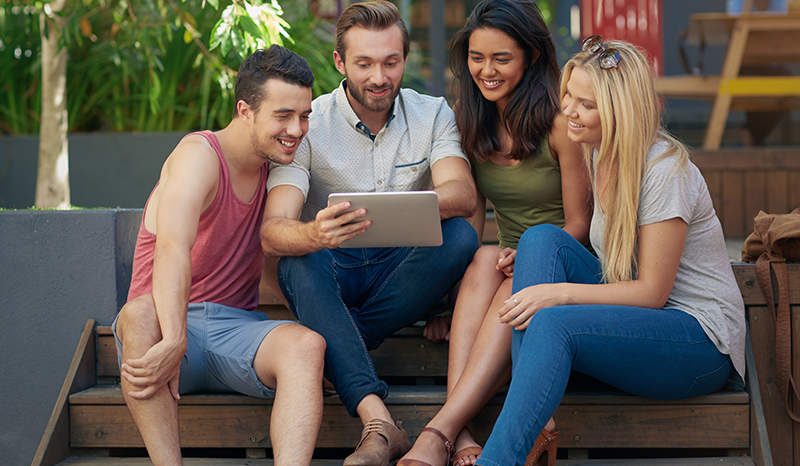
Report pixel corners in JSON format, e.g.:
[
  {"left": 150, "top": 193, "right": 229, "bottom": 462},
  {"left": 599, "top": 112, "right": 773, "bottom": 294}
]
[
  {"left": 116, "top": 295, "right": 159, "bottom": 343},
  {"left": 441, "top": 218, "right": 480, "bottom": 273},
  {"left": 277, "top": 252, "right": 333, "bottom": 295},
  {"left": 259, "top": 324, "right": 326, "bottom": 379},
  {"left": 288, "top": 326, "right": 327, "bottom": 363},
  {"left": 444, "top": 217, "right": 480, "bottom": 251}
]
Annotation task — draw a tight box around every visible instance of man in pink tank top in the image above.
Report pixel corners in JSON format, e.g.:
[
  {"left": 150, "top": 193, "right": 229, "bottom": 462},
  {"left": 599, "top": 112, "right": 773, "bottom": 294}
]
[{"left": 112, "top": 45, "right": 323, "bottom": 466}]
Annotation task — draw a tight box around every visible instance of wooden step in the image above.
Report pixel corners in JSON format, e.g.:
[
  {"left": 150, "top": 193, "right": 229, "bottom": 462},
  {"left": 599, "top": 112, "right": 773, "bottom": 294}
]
[
  {"left": 95, "top": 324, "right": 450, "bottom": 382},
  {"left": 68, "top": 384, "right": 749, "bottom": 451},
  {"left": 54, "top": 455, "right": 757, "bottom": 465}
]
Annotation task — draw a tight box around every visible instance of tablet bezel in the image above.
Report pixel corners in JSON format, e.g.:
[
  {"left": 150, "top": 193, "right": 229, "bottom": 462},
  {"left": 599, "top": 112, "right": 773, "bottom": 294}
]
[{"left": 327, "top": 191, "right": 443, "bottom": 248}]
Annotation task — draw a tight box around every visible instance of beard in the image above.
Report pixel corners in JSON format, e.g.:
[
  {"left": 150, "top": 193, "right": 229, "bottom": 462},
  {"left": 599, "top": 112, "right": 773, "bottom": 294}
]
[{"left": 346, "top": 80, "right": 401, "bottom": 113}]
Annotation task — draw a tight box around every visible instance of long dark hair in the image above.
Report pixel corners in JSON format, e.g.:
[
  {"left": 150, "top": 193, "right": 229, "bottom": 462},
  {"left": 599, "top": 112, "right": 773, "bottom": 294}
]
[{"left": 449, "top": 0, "right": 560, "bottom": 162}]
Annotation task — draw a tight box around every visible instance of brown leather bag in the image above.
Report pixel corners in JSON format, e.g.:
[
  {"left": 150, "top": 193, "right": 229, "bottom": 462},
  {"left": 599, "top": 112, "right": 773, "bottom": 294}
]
[{"left": 742, "top": 207, "right": 800, "bottom": 422}]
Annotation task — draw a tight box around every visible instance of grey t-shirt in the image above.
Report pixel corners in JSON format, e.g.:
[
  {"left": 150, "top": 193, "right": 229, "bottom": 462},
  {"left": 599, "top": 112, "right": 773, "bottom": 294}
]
[{"left": 589, "top": 141, "right": 746, "bottom": 386}]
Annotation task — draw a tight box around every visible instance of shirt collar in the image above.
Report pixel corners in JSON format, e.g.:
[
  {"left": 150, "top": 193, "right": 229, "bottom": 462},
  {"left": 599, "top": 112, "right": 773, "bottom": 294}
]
[{"left": 338, "top": 80, "right": 398, "bottom": 141}]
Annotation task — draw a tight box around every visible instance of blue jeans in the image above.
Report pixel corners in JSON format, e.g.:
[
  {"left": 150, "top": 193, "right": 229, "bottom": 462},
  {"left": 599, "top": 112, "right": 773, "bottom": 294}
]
[
  {"left": 476, "top": 225, "right": 732, "bottom": 466},
  {"left": 277, "top": 217, "right": 478, "bottom": 417}
]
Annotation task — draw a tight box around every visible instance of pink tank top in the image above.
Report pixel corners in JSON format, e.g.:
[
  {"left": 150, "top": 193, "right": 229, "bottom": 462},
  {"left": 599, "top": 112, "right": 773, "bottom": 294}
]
[{"left": 128, "top": 130, "right": 268, "bottom": 311}]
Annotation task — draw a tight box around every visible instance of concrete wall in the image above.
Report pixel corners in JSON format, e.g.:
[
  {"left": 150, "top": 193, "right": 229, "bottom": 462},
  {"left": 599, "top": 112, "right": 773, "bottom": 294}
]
[
  {"left": 0, "top": 132, "right": 182, "bottom": 209},
  {"left": 0, "top": 209, "right": 142, "bottom": 465}
]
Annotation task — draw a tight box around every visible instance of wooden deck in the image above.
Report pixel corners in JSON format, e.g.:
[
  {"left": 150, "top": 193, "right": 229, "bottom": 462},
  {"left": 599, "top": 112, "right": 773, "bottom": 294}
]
[
  {"left": 34, "top": 243, "right": 800, "bottom": 465},
  {"left": 54, "top": 457, "right": 757, "bottom": 466}
]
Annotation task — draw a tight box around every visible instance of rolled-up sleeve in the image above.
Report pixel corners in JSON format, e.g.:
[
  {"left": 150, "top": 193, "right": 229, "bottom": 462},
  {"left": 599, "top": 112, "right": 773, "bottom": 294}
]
[{"left": 429, "top": 100, "right": 470, "bottom": 168}]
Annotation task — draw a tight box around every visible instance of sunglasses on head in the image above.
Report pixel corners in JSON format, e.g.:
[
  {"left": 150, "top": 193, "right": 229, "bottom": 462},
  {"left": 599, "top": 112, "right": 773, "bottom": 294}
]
[{"left": 581, "top": 35, "right": 621, "bottom": 70}]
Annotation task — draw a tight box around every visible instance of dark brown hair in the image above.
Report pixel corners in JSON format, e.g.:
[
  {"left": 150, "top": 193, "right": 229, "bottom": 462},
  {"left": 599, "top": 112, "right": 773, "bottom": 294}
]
[
  {"left": 449, "top": 0, "right": 560, "bottom": 162},
  {"left": 233, "top": 44, "right": 314, "bottom": 118}
]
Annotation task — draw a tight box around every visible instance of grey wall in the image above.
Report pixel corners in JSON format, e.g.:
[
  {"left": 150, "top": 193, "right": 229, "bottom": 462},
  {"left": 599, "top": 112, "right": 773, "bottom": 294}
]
[
  {"left": 0, "top": 132, "right": 183, "bottom": 209},
  {"left": 0, "top": 209, "right": 142, "bottom": 465}
]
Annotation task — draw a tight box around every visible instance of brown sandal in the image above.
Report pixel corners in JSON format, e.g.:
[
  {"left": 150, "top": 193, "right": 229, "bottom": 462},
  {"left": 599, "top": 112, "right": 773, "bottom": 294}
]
[
  {"left": 524, "top": 429, "right": 559, "bottom": 466},
  {"left": 397, "top": 427, "right": 454, "bottom": 466},
  {"left": 451, "top": 445, "right": 482, "bottom": 466}
]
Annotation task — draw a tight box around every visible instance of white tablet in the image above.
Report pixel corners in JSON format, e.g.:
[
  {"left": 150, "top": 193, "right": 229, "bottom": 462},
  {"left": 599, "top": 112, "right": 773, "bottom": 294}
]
[{"left": 328, "top": 191, "right": 443, "bottom": 248}]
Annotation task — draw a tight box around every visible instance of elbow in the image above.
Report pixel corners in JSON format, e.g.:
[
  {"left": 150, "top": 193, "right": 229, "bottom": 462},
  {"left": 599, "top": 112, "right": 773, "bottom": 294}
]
[
  {"left": 462, "top": 189, "right": 478, "bottom": 219},
  {"left": 259, "top": 223, "right": 280, "bottom": 257},
  {"left": 463, "top": 202, "right": 477, "bottom": 220},
  {"left": 649, "top": 287, "right": 672, "bottom": 309}
]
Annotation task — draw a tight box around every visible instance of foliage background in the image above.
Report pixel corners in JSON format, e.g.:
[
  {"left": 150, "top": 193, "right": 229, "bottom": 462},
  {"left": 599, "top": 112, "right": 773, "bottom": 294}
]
[
  {"left": 0, "top": 0, "right": 344, "bottom": 135},
  {"left": 0, "top": 0, "right": 552, "bottom": 136}
]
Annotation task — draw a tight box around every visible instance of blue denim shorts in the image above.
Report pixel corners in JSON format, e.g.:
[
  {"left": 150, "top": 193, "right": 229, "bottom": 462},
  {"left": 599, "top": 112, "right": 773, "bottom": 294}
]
[{"left": 112, "top": 302, "right": 294, "bottom": 398}]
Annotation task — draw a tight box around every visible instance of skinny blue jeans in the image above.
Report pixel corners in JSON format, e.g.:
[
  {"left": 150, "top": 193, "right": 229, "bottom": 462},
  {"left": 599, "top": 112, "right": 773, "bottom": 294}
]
[
  {"left": 277, "top": 217, "right": 478, "bottom": 417},
  {"left": 476, "top": 224, "right": 732, "bottom": 466}
]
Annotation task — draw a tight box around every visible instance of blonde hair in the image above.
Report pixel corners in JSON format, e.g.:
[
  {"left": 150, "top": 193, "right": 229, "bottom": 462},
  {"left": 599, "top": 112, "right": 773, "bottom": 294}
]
[{"left": 560, "top": 41, "right": 689, "bottom": 283}]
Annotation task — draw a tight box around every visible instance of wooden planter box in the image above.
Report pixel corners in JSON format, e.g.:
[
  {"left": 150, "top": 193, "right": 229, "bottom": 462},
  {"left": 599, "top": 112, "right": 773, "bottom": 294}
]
[{"left": 735, "top": 262, "right": 800, "bottom": 466}]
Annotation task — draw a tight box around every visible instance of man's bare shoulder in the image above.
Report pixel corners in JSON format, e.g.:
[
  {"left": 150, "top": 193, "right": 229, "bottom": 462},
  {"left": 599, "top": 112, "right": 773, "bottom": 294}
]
[{"left": 162, "top": 133, "right": 219, "bottom": 177}]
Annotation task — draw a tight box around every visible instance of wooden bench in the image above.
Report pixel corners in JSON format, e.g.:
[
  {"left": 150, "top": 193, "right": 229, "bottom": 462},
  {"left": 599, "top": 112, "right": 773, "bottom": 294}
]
[
  {"left": 34, "top": 263, "right": 778, "bottom": 465},
  {"left": 656, "top": 12, "right": 800, "bottom": 150}
]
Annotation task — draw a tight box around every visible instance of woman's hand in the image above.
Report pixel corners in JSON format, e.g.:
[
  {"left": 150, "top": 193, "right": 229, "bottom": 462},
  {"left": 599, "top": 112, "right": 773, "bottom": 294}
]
[
  {"left": 498, "top": 284, "right": 565, "bottom": 330},
  {"left": 496, "top": 248, "right": 516, "bottom": 277}
]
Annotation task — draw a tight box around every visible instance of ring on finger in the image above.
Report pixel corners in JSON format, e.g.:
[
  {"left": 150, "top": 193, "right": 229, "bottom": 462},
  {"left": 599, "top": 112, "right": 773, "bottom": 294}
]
[{"left": 512, "top": 297, "right": 520, "bottom": 306}]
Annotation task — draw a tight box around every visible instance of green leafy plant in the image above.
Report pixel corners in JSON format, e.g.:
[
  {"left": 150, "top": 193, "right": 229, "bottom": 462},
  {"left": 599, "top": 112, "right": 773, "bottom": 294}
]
[{"left": 0, "top": 0, "right": 342, "bottom": 135}]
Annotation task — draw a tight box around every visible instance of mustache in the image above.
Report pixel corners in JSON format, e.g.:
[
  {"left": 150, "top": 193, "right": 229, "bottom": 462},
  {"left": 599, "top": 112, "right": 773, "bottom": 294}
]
[{"left": 365, "top": 84, "right": 394, "bottom": 93}]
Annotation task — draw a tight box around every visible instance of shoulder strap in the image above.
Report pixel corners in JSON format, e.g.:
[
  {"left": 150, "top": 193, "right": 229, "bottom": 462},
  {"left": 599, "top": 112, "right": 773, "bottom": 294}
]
[{"left": 755, "top": 251, "right": 800, "bottom": 422}]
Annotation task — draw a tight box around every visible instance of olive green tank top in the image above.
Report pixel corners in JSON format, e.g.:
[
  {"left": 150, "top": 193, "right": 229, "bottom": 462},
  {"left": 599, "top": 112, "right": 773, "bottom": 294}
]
[{"left": 474, "top": 137, "right": 564, "bottom": 249}]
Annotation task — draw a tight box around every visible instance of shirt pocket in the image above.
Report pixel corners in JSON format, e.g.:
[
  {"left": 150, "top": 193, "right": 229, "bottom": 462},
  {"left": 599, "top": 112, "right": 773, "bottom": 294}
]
[{"left": 390, "top": 157, "right": 431, "bottom": 191}]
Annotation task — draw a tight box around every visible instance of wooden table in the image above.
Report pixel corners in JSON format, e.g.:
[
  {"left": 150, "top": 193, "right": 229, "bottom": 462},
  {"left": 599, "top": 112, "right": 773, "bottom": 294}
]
[{"left": 656, "top": 12, "right": 800, "bottom": 150}]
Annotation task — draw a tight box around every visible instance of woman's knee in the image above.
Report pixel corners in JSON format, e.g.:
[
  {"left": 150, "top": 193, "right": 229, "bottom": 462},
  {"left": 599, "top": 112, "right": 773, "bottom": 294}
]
[
  {"left": 522, "top": 307, "right": 572, "bottom": 343},
  {"left": 467, "top": 245, "right": 503, "bottom": 273},
  {"left": 518, "top": 224, "right": 565, "bottom": 253}
]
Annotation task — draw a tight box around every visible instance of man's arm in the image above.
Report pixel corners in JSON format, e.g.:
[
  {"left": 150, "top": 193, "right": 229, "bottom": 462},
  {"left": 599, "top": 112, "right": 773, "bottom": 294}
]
[
  {"left": 260, "top": 185, "right": 371, "bottom": 256},
  {"left": 121, "top": 137, "right": 219, "bottom": 400},
  {"left": 430, "top": 156, "right": 477, "bottom": 220}
]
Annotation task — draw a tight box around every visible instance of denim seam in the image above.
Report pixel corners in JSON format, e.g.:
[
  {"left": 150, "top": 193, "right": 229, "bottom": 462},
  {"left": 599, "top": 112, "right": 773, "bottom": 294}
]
[
  {"left": 509, "top": 332, "right": 571, "bottom": 465},
  {"left": 550, "top": 243, "right": 601, "bottom": 284},
  {"left": 568, "top": 332, "right": 713, "bottom": 344},
  {"left": 332, "top": 261, "right": 385, "bottom": 407},
  {"left": 676, "top": 355, "right": 731, "bottom": 399},
  {"left": 364, "top": 246, "right": 417, "bottom": 309}
]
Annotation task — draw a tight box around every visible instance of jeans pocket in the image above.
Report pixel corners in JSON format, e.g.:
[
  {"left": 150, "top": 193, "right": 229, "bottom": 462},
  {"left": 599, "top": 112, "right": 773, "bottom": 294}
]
[{"left": 678, "top": 356, "right": 732, "bottom": 399}]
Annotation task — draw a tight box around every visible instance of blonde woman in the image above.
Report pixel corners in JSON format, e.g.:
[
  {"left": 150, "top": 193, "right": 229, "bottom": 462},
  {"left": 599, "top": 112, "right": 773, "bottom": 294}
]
[{"left": 474, "top": 38, "right": 747, "bottom": 466}]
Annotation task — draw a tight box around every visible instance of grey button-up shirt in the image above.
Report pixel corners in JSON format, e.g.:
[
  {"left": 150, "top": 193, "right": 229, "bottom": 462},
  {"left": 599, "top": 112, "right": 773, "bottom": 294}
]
[{"left": 267, "top": 81, "right": 469, "bottom": 222}]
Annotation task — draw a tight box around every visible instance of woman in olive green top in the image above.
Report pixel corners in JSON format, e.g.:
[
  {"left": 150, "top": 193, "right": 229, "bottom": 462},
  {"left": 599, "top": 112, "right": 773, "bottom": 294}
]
[{"left": 405, "top": 1, "right": 592, "bottom": 466}]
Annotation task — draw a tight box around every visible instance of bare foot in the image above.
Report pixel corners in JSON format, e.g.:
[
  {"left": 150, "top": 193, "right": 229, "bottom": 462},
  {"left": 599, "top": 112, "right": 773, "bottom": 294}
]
[
  {"left": 451, "top": 427, "right": 482, "bottom": 466},
  {"left": 544, "top": 417, "right": 556, "bottom": 433}
]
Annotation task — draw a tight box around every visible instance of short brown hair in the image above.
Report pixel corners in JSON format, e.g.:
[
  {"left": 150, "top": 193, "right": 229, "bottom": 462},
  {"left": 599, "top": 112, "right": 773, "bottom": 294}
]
[
  {"left": 335, "top": 1, "right": 409, "bottom": 61},
  {"left": 234, "top": 45, "right": 314, "bottom": 118}
]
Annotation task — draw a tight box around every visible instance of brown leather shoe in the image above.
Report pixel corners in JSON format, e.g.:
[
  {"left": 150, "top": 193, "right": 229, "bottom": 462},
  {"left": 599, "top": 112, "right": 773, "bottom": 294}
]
[{"left": 343, "top": 419, "right": 411, "bottom": 466}]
